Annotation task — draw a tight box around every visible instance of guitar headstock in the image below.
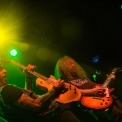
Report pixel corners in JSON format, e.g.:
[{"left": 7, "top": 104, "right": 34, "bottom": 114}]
[
  {"left": 103, "top": 67, "right": 122, "bottom": 88},
  {"left": 106, "top": 67, "right": 122, "bottom": 80},
  {"left": 112, "top": 67, "right": 122, "bottom": 72}
]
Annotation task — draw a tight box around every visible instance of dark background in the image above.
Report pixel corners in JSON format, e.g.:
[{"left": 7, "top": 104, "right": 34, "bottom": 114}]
[
  {"left": 0, "top": 0, "right": 122, "bottom": 121},
  {"left": 0, "top": 0, "right": 122, "bottom": 98}
]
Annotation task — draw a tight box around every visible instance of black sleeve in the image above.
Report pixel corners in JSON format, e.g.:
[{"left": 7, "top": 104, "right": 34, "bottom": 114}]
[{"left": 1, "top": 85, "right": 24, "bottom": 105}]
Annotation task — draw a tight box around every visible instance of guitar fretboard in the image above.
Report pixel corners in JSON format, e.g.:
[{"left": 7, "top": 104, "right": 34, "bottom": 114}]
[
  {"left": 10, "top": 60, "right": 48, "bottom": 81},
  {"left": 102, "top": 68, "right": 118, "bottom": 87}
]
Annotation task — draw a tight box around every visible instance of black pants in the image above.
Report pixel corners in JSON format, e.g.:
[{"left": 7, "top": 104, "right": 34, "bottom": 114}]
[{"left": 56, "top": 110, "right": 81, "bottom": 122}]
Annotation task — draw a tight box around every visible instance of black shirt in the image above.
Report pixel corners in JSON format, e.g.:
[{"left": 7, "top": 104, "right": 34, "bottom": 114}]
[{"left": 0, "top": 85, "right": 43, "bottom": 122}]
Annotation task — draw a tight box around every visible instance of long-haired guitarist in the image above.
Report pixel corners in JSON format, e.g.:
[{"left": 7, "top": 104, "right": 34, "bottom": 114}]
[
  {"left": 54, "top": 55, "right": 122, "bottom": 122},
  {"left": 54, "top": 56, "right": 107, "bottom": 96}
]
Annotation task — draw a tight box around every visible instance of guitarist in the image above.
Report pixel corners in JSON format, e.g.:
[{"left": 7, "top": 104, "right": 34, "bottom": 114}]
[
  {"left": 54, "top": 55, "right": 122, "bottom": 122},
  {"left": 0, "top": 63, "right": 81, "bottom": 122}
]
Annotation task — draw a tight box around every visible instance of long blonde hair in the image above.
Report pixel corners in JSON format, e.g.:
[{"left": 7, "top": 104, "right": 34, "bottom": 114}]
[{"left": 54, "top": 56, "right": 90, "bottom": 81}]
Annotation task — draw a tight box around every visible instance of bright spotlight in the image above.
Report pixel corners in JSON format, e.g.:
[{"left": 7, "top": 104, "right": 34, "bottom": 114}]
[{"left": 10, "top": 49, "right": 18, "bottom": 56}]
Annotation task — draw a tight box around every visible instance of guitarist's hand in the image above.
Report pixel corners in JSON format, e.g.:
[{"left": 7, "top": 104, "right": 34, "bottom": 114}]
[
  {"left": 89, "top": 86, "right": 106, "bottom": 97},
  {"left": 24, "top": 64, "right": 36, "bottom": 73},
  {"left": 23, "top": 64, "right": 36, "bottom": 77},
  {"left": 96, "top": 89, "right": 106, "bottom": 97},
  {"left": 48, "top": 77, "right": 65, "bottom": 89},
  {"left": 48, "top": 77, "right": 66, "bottom": 93}
]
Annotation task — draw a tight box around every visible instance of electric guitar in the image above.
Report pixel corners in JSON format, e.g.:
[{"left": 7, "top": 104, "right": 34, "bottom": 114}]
[
  {"left": 6, "top": 59, "right": 106, "bottom": 104},
  {"left": 81, "top": 68, "right": 119, "bottom": 109},
  {"left": 3, "top": 59, "right": 117, "bottom": 106},
  {"left": 8, "top": 60, "right": 81, "bottom": 104}
]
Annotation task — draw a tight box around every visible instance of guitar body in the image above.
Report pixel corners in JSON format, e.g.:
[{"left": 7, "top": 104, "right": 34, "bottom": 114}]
[
  {"left": 36, "top": 78, "right": 81, "bottom": 104},
  {"left": 80, "top": 85, "right": 114, "bottom": 109},
  {"left": 80, "top": 68, "right": 119, "bottom": 109},
  {"left": 36, "top": 78, "right": 53, "bottom": 91},
  {"left": 81, "top": 95, "right": 113, "bottom": 109}
]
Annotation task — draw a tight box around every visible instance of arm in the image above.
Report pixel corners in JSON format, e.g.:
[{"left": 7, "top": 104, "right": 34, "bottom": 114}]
[
  {"left": 17, "top": 88, "right": 56, "bottom": 110},
  {"left": 17, "top": 79, "right": 65, "bottom": 112},
  {"left": 25, "top": 75, "right": 34, "bottom": 91},
  {"left": 24, "top": 64, "right": 36, "bottom": 91},
  {"left": 81, "top": 87, "right": 105, "bottom": 97},
  {"left": 22, "top": 64, "right": 65, "bottom": 111}
]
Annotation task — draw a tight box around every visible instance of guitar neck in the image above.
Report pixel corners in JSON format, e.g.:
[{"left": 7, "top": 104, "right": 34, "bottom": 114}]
[
  {"left": 10, "top": 60, "right": 48, "bottom": 81},
  {"left": 102, "top": 68, "right": 118, "bottom": 87}
]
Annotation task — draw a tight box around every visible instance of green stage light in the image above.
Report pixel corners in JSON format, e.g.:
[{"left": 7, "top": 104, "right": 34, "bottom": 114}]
[
  {"left": 92, "top": 74, "right": 96, "bottom": 81},
  {"left": 10, "top": 49, "right": 18, "bottom": 56}
]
